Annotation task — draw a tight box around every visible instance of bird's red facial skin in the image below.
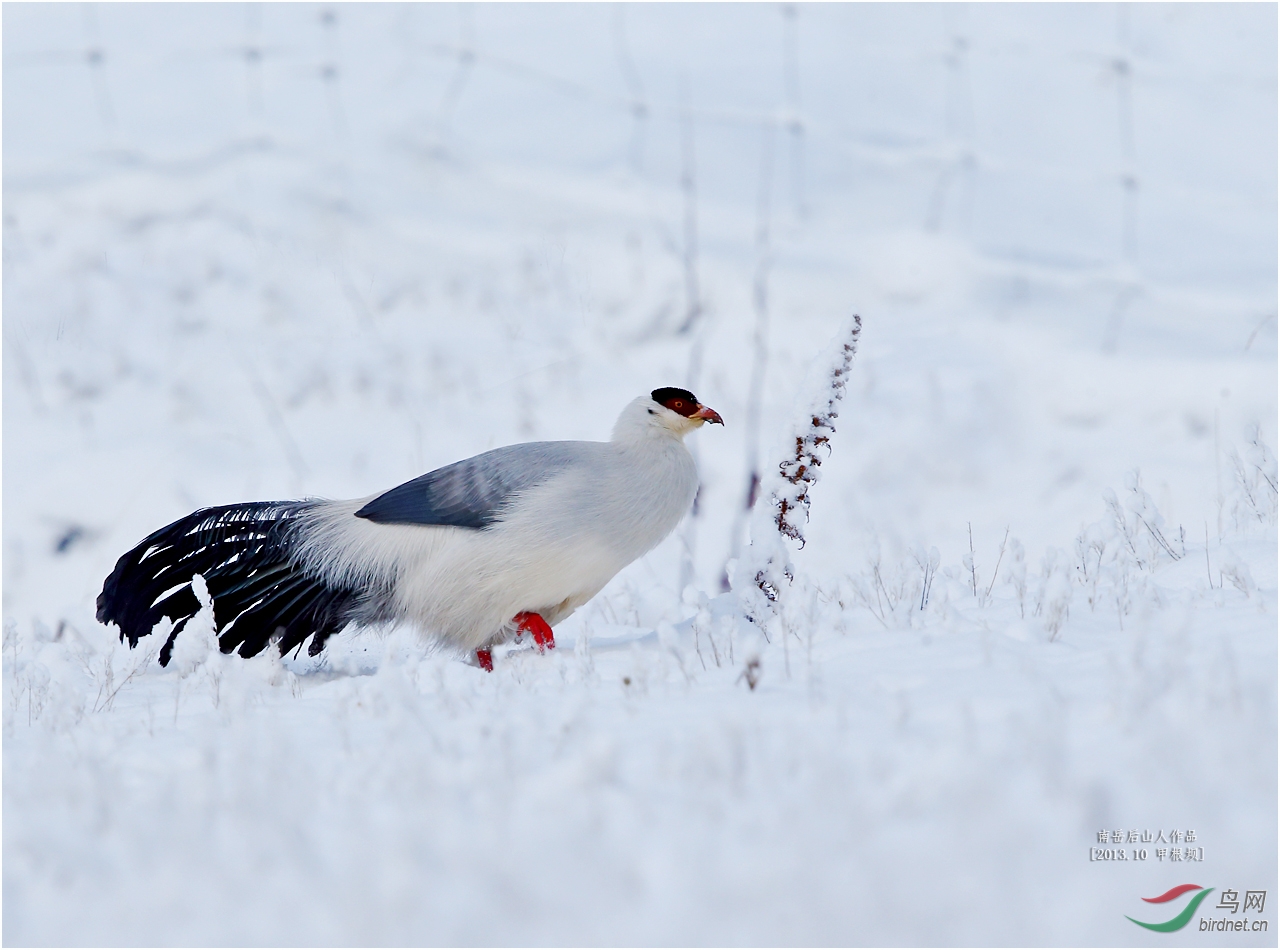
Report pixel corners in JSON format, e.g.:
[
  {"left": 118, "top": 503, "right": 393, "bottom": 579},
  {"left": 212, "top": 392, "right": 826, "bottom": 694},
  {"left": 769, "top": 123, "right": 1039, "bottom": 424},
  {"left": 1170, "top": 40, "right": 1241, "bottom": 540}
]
[
  {"left": 660, "top": 396, "right": 721, "bottom": 425},
  {"left": 651, "top": 388, "right": 720, "bottom": 424}
]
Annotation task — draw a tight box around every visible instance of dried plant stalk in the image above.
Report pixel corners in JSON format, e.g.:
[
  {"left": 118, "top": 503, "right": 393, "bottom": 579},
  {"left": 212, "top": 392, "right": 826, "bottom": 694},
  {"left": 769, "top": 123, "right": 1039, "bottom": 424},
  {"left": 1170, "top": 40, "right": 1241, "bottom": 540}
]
[
  {"left": 738, "top": 313, "right": 862, "bottom": 618},
  {"left": 771, "top": 314, "right": 861, "bottom": 548}
]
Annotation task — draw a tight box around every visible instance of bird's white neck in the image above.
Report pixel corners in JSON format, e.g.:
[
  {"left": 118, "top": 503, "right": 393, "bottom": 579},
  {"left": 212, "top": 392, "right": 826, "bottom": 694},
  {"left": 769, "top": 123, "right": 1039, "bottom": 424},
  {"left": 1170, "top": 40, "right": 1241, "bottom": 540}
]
[{"left": 610, "top": 396, "right": 692, "bottom": 445}]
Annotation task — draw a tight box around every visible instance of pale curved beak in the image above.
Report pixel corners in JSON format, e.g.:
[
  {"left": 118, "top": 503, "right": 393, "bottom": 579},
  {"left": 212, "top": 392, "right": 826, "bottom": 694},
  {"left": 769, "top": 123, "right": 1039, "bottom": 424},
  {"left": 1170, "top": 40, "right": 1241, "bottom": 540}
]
[{"left": 692, "top": 404, "right": 724, "bottom": 425}]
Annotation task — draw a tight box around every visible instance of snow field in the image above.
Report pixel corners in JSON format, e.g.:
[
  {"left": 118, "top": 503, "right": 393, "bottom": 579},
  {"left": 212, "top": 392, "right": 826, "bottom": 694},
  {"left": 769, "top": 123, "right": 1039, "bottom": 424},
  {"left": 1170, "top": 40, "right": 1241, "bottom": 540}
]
[{"left": 4, "top": 3, "right": 1276, "bottom": 945}]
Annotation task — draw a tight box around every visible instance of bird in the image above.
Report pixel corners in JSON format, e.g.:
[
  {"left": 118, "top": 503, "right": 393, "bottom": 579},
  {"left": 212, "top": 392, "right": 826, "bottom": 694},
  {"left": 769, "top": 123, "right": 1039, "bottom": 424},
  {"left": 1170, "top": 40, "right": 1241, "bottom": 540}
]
[{"left": 96, "top": 387, "right": 723, "bottom": 671}]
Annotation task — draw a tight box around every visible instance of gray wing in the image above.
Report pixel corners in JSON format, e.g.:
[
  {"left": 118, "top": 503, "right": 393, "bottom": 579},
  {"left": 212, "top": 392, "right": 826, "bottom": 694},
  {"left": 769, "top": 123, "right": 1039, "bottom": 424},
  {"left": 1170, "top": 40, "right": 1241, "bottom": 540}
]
[{"left": 354, "top": 441, "right": 592, "bottom": 529}]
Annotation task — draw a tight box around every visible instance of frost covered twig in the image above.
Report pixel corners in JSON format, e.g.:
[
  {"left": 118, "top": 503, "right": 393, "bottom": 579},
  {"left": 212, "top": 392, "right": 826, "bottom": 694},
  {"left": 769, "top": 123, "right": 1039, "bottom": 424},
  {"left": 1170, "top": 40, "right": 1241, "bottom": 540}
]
[
  {"left": 913, "top": 545, "right": 940, "bottom": 610},
  {"left": 736, "top": 314, "right": 862, "bottom": 623},
  {"left": 723, "top": 119, "right": 776, "bottom": 591},
  {"left": 93, "top": 645, "right": 156, "bottom": 714},
  {"left": 772, "top": 314, "right": 861, "bottom": 547},
  {"left": 1204, "top": 523, "right": 1215, "bottom": 589},
  {"left": 965, "top": 522, "right": 977, "bottom": 596},
  {"left": 676, "top": 81, "right": 702, "bottom": 338},
  {"left": 677, "top": 82, "right": 705, "bottom": 596},
  {"left": 984, "top": 528, "right": 1009, "bottom": 603}
]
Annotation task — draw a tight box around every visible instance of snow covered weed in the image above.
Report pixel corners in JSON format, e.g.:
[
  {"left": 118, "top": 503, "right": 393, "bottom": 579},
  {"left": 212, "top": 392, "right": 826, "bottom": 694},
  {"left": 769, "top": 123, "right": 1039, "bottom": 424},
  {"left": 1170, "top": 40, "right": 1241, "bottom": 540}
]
[
  {"left": 736, "top": 313, "right": 861, "bottom": 630},
  {"left": 840, "top": 536, "right": 934, "bottom": 630},
  {"left": 1227, "top": 425, "right": 1278, "bottom": 531}
]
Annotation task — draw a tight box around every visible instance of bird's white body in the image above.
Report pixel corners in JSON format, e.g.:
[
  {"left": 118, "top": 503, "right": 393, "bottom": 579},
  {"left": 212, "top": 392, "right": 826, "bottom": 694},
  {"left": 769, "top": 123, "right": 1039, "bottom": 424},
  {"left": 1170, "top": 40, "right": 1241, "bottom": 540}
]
[{"left": 294, "top": 395, "right": 701, "bottom": 651}]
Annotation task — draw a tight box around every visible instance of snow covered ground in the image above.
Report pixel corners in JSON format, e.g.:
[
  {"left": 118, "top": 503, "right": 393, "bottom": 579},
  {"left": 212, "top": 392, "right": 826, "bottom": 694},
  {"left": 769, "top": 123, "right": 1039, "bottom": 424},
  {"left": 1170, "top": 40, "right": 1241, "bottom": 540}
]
[{"left": 4, "top": 3, "right": 1276, "bottom": 945}]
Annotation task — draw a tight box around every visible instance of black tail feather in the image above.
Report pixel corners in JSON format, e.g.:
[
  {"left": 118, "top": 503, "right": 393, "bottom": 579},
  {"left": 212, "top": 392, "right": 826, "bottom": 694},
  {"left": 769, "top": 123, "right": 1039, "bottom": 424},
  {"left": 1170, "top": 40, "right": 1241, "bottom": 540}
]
[
  {"left": 100, "top": 505, "right": 283, "bottom": 643},
  {"left": 97, "top": 501, "right": 367, "bottom": 666},
  {"left": 217, "top": 573, "right": 331, "bottom": 658},
  {"left": 158, "top": 615, "right": 193, "bottom": 668},
  {"left": 239, "top": 579, "right": 347, "bottom": 659},
  {"left": 212, "top": 565, "right": 309, "bottom": 633}
]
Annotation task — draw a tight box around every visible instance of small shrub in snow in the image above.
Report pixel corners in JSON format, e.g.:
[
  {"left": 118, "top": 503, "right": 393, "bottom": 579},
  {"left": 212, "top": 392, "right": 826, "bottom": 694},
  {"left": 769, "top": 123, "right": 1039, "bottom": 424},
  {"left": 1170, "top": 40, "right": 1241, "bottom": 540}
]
[
  {"left": 1104, "top": 470, "right": 1182, "bottom": 572},
  {"left": 1035, "top": 550, "right": 1073, "bottom": 641},
  {"left": 912, "top": 544, "right": 941, "bottom": 610},
  {"left": 844, "top": 540, "right": 929, "bottom": 630},
  {"left": 1005, "top": 538, "right": 1027, "bottom": 618},
  {"left": 1228, "top": 427, "right": 1278, "bottom": 529},
  {"left": 1218, "top": 553, "right": 1256, "bottom": 596}
]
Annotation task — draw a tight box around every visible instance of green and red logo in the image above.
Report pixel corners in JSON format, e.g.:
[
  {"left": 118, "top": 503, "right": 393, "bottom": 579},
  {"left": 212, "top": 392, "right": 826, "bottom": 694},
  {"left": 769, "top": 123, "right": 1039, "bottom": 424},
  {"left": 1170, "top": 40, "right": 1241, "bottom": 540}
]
[{"left": 1127, "top": 884, "right": 1214, "bottom": 932}]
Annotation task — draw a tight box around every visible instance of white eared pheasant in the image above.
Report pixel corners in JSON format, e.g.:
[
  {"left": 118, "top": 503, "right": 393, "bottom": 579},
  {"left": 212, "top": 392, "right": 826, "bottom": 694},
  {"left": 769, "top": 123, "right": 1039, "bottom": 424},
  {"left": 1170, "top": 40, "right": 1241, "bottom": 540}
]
[{"left": 97, "top": 388, "right": 723, "bottom": 671}]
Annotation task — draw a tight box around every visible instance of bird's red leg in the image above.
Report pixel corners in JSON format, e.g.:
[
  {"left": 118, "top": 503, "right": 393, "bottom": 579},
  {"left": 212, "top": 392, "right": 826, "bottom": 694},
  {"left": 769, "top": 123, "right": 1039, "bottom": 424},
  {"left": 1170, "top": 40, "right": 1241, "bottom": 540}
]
[
  {"left": 514, "top": 611, "right": 555, "bottom": 653},
  {"left": 475, "top": 648, "right": 494, "bottom": 672}
]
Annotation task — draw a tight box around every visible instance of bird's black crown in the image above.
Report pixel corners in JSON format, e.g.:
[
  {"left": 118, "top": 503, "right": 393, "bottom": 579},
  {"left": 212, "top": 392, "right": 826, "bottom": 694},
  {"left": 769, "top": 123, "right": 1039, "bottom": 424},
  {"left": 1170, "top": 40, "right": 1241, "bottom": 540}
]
[{"left": 651, "top": 387, "right": 699, "bottom": 417}]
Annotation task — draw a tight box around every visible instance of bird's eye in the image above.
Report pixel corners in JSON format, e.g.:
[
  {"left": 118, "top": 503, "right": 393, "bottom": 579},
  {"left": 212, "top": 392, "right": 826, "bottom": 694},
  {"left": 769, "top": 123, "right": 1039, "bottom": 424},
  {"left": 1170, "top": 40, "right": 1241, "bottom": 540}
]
[{"left": 673, "top": 401, "right": 684, "bottom": 409}]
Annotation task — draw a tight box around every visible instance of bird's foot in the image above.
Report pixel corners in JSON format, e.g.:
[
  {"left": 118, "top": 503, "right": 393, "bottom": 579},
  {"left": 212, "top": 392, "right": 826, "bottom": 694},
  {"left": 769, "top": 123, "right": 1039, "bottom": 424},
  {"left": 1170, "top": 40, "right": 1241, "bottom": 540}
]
[
  {"left": 514, "top": 611, "right": 555, "bottom": 653},
  {"left": 475, "top": 648, "right": 494, "bottom": 672}
]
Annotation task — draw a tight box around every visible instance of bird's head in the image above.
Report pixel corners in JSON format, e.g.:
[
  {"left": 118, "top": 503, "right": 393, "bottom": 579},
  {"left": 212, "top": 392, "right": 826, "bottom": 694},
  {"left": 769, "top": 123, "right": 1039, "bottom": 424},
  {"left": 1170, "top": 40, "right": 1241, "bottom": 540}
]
[{"left": 613, "top": 387, "right": 724, "bottom": 442}]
